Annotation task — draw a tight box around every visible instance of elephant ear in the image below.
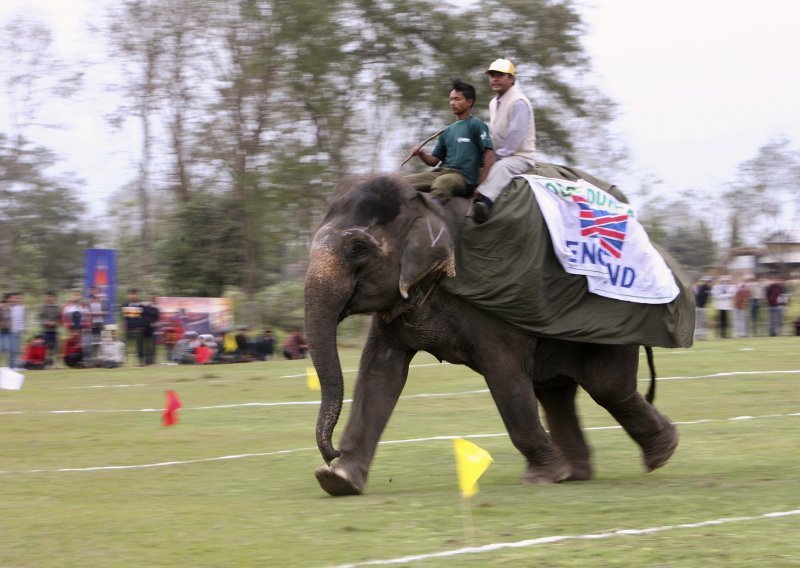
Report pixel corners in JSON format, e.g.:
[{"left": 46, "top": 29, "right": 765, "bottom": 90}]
[{"left": 398, "top": 203, "right": 456, "bottom": 299}]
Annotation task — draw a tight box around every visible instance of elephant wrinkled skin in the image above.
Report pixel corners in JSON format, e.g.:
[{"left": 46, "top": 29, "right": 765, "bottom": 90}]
[{"left": 305, "top": 175, "right": 678, "bottom": 496}]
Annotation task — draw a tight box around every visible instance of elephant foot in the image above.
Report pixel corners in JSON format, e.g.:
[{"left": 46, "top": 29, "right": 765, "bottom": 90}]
[
  {"left": 564, "top": 463, "right": 593, "bottom": 482},
  {"left": 315, "top": 463, "right": 365, "bottom": 496},
  {"left": 522, "top": 457, "right": 573, "bottom": 484},
  {"left": 643, "top": 421, "right": 679, "bottom": 472}
]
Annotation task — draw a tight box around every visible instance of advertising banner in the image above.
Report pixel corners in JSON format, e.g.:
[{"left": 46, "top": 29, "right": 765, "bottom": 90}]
[
  {"left": 83, "top": 249, "right": 117, "bottom": 323},
  {"left": 156, "top": 297, "right": 234, "bottom": 335},
  {"left": 520, "top": 175, "right": 680, "bottom": 304}
]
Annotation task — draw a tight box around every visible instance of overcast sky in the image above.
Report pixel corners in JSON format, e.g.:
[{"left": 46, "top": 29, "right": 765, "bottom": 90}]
[
  {"left": 2, "top": 0, "right": 799, "bottom": 221},
  {"left": 580, "top": 0, "right": 800, "bottom": 195}
]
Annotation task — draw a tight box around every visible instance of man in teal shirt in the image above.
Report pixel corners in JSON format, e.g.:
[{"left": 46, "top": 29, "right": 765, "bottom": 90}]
[{"left": 406, "top": 79, "right": 495, "bottom": 203}]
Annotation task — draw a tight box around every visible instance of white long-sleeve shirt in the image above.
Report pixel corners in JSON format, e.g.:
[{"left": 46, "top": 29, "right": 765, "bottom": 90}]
[{"left": 712, "top": 283, "right": 736, "bottom": 311}]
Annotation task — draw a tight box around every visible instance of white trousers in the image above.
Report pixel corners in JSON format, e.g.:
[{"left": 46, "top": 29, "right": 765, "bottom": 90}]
[
  {"left": 478, "top": 155, "right": 536, "bottom": 202},
  {"left": 733, "top": 308, "right": 749, "bottom": 337}
]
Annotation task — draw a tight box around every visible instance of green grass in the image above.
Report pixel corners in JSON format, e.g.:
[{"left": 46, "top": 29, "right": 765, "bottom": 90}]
[{"left": 1, "top": 336, "right": 798, "bottom": 567}]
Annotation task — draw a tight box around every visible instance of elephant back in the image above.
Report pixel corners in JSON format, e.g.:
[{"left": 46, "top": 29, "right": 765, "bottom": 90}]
[{"left": 440, "top": 164, "right": 695, "bottom": 348}]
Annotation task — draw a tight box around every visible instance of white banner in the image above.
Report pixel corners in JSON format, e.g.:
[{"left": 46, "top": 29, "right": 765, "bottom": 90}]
[
  {"left": 0, "top": 367, "right": 24, "bottom": 390},
  {"left": 519, "top": 175, "right": 679, "bottom": 304}
]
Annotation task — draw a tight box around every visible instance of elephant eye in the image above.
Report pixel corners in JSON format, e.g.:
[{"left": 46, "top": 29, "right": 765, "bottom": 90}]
[{"left": 347, "top": 240, "right": 372, "bottom": 260}]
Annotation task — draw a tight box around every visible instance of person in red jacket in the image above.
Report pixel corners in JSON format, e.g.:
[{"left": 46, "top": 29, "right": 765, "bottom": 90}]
[{"left": 22, "top": 335, "right": 48, "bottom": 370}]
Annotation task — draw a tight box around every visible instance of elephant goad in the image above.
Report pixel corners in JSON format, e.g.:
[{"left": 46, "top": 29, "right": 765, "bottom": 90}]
[{"left": 305, "top": 174, "right": 679, "bottom": 496}]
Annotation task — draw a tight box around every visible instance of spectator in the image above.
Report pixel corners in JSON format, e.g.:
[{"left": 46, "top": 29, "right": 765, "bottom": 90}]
[
  {"left": 195, "top": 337, "right": 213, "bottom": 364},
  {"left": 63, "top": 329, "right": 85, "bottom": 368},
  {"left": 199, "top": 334, "right": 218, "bottom": 360},
  {"left": 0, "top": 294, "right": 11, "bottom": 367},
  {"left": 283, "top": 330, "right": 308, "bottom": 360},
  {"left": 235, "top": 326, "right": 252, "bottom": 362},
  {"left": 21, "top": 335, "right": 48, "bottom": 370},
  {"left": 140, "top": 294, "right": 160, "bottom": 365},
  {"left": 174, "top": 331, "right": 198, "bottom": 365},
  {"left": 87, "top": 287, "right": 106, "bottom": 358},
  {"left": 212, "top": 334, "right": 227, "bottom": 363},
  {"left": 711, "top": 276, "right": 736, "bottom": 339},
  {"left": 96, "top": 329, "right": 127, "bottom": 368},
  {"left": 7, "top": 292, "right": 26, "bottom": 369},
  {"left": 62, "top": 290, "right": 92, "bottom": 363},
  {"left": 693, "top": 277, "right": 712, "bottom": 340},
  {"left": 121, "top": 289, "right": 145, "bottom": 365},
  {"left": 38, "top": 291, "right": 60, "bottom": 364},
  {"left": 765, "top": 275, "right": 788, "bottom": 336},
  {"left": 252, "top": 329, "right": 275, "bottom": 361},
  {"left": 223, "top": 330, "right": 238, "bottom": 358},
  {"left": 747, "top": 276, "right": 764, "bottom": 336},
  {"left": 733, "top": 278, "right": 751, "bottom": 337},
  {"left": 160, "top": 316, "right": 184, "bottom": 363}
]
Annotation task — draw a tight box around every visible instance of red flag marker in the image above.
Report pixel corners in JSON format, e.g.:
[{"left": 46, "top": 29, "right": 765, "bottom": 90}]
[{"left": 162, "top": 390, "right": 182, "bottom": 426}]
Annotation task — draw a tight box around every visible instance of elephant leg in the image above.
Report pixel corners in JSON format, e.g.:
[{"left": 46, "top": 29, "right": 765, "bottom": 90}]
[
  {"left": 536, "top": 382, "right": 593, "bottom": 481},
  {"left": 481, "top": 364, "right": 572, "bottom": 484},
  {"left": 315, "top": 328, "right": 415, "bottom": 496},
  {"left": 586, "top": 386, "right": 678, "bottom": 473}
]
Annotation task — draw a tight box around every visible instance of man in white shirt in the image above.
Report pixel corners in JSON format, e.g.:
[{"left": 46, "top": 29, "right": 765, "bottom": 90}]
[
  {"left": 711, "top": 275, "right": 736, "bottom": 339},
  {"left": 7, "top": 292, "right": 26, "bottom": 369},
  {"left": 473, "top": 58, "right": 537, "bottom": 223},
  {"left": 97, "top": 329, "right": 127, "bottom": 368}
]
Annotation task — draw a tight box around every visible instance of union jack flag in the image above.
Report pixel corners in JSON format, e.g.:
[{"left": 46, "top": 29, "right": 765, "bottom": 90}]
[{"left": 572, "top": 195, "right": 629, "bottom": 259}]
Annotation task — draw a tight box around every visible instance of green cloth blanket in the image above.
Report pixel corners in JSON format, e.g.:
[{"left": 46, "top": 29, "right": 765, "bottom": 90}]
[{"left": 440, "top": 163, "right": 695, "bottom": 347}]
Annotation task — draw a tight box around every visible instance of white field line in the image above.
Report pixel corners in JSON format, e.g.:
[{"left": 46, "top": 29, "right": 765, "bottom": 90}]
[
  {"left": 0, "top": 389, "right": 491, "bottom": 416},
  {"left": 8, "top": 370, "right": 799, "bottom": 416},
  {"left": 50, "top": 383, "right": 148, "bottom": 390},
  {"left": 1, "top": 411, "right": 797, "bottom": 475},
  {"left": 333, "top": 509, "right": 800, "bottom": 567},
  {"left": 44, "top": 363, "right": 446, "bottom": 389},
  {"left": 658, "top": 369, "right": 800, "bottom": 381}
]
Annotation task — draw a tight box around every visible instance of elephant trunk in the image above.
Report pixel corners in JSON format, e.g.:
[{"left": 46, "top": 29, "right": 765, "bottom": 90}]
[{"left": 305, "top": 244, "right": 352, "bottom": 464}]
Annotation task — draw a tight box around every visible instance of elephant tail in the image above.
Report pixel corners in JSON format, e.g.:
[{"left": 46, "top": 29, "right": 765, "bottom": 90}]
[{"left": 644, "top": 346, "right": 657, "bottom": 404}]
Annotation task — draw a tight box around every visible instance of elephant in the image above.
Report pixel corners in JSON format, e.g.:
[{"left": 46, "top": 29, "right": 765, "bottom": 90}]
[{"left": 305, "top": 174, "right": 678, "bottom": 496}]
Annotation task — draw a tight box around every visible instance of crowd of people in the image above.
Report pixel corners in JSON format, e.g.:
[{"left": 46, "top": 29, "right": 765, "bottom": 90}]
[
  {"left": 0, "top": 286, "right": 309, "bottom": 371},
  {"left": 168, "top": 327, "right": 280, "bottom": 365},
  {"left": 694, "top": 273, "right": 793, "bottom": 340}
]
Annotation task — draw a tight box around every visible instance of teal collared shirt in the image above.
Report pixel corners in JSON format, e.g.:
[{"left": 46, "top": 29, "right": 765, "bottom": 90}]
[{"left": 431, "top": 116, "right": 493, "bottom": 186}]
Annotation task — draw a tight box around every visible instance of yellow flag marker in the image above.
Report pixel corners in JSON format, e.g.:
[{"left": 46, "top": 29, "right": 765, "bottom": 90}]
[
  {"left": 306, "top": 367, "right": 321, "bottom": 391},
  {"left": 453, "top": 438, "right": 493, "bottom": 498}
]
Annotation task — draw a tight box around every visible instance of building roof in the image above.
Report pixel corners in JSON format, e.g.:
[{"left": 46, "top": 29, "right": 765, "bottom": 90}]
[{"left": 765, "top": 229, "right": 800, "bottom": 244}]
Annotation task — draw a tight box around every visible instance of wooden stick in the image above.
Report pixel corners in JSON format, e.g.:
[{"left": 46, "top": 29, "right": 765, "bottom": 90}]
[
  {"left": 460, "top": 496, "right": 475, "bottom": 545},
  {"left": 400, "top": 128, "right": 445, "bottom": 167}
]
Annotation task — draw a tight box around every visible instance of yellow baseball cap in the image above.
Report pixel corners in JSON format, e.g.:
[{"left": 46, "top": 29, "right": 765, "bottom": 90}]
[{"left": 486, "top": 58, "right": 515, "bottom": 75}]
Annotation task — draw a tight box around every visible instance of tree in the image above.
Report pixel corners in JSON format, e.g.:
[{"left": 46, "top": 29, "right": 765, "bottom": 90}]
[
  {"left": 157, "top": 193, "right": 246, "bottom": 297},
  {"left": 639, "top": 193, "right": 717, "bottom": 277},
  {"left": 107, "top": 1, "right": 163, "bottom": 282},
  {"left": 0, "top": 133, "right": 92, "bottom": 292},
  {"left": 729, "top": 212, "right": 742, "bottom": 250},
  {"left": 0, "top": 16, "right": 89, "bottom": 292},
  {"left": 724, "top": 138, "right": 799, "bottom": 246},
  {"left": 158, "top": 0, "right": 211, "bottom": 203}
]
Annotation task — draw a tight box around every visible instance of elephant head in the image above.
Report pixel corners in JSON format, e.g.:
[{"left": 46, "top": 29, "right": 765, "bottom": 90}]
[{"left": 304, "top": 175, "right": 456, "bottom": 464}]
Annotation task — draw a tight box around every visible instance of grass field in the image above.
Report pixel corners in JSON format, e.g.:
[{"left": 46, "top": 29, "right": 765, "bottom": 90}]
[{"left": 1, "top": 336, "right": 798, "bottom": 567}]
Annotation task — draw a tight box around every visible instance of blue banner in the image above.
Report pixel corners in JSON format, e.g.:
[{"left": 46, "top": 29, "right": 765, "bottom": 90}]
[{"left": 83, "top": 249, "right": 117, "bottom": 324}]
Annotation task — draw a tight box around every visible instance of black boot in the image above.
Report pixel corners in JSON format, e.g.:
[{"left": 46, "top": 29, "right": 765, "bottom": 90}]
[{"left": 472, "top": 197, "right": 493, "bottom": 224}]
